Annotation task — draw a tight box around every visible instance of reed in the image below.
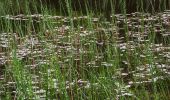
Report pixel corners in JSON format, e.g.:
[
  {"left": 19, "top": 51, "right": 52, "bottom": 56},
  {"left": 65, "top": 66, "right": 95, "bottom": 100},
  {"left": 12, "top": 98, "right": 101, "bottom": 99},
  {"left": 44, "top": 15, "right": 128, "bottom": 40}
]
[{"left": 0, "top": 0, "right": 169, "bottom": 99}]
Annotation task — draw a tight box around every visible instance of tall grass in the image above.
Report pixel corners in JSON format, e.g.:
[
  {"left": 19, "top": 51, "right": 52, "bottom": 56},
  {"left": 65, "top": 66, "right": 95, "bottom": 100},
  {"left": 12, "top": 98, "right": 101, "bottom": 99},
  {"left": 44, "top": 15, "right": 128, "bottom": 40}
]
[{"left": 0, "top": 0, "right": 170, "bottom": 99}]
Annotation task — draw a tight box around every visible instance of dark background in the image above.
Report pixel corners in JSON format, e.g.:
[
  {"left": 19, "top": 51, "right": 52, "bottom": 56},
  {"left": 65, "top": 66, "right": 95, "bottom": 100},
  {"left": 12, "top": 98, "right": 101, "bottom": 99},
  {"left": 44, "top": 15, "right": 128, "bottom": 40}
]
[{"left": 3, "top": 0, "right": 170, "bottom": 16}]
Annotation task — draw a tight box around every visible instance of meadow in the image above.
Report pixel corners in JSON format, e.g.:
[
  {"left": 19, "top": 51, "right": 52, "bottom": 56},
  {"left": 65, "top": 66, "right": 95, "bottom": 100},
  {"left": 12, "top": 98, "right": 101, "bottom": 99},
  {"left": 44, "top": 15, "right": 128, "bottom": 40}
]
[{"left": 0, "top": 0, "right": 170, "bottom": 99}]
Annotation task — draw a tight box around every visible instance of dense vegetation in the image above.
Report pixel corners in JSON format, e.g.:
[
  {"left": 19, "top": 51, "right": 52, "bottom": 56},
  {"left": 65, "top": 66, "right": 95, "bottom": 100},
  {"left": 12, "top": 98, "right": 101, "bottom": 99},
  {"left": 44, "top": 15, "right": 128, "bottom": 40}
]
[{"left": 0, "top": 0, "right": 170, "bottom": 99}]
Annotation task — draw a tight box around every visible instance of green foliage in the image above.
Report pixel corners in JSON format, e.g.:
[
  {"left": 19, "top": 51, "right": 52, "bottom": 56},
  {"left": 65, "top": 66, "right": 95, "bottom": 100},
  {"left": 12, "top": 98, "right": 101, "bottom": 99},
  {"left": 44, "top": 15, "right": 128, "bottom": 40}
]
[{"left": 0, "top": 0, "right": 170, "bottom": 99}]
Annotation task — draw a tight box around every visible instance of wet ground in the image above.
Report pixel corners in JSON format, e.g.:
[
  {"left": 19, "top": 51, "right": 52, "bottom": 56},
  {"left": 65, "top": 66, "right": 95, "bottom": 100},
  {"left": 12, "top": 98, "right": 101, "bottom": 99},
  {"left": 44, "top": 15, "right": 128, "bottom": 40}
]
[{"left": 0, "top": 10, "right": 170, "bottom": 99}]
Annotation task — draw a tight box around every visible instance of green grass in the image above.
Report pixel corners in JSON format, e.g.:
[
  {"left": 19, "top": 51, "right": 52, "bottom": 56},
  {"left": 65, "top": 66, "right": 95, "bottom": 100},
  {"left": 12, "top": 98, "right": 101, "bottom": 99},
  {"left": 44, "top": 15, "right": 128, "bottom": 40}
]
[{"left": 0, "top": 0, "right": 170, "bottom": 99}]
